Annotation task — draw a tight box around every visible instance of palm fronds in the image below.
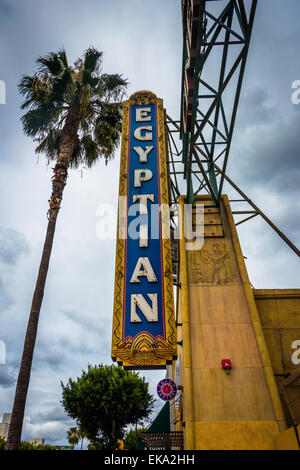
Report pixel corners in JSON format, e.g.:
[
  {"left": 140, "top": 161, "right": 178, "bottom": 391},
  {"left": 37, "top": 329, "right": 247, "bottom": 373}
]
[
  {"left": 19, "top": 47, "right": 128, "bottom": 167},
  {"left": 36, "top": 49, "right": 70, "bottom": 76}
]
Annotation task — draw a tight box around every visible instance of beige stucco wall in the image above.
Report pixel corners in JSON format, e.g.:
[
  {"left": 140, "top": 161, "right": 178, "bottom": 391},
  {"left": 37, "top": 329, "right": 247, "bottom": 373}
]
[{"left": 177, "top": 195, "right": 287, "bottom": 450}]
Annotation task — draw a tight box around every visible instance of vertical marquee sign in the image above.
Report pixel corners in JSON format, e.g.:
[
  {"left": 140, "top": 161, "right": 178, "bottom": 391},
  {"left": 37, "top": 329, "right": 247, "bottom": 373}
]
[{"left": 112, "top": 90, "right": 176, "bottom": 369}]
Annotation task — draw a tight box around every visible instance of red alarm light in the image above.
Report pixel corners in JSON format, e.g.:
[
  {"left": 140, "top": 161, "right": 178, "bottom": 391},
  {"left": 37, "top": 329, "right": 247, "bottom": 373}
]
[{"left": 221, "top": 359, "right": 232, "bottom": 374}]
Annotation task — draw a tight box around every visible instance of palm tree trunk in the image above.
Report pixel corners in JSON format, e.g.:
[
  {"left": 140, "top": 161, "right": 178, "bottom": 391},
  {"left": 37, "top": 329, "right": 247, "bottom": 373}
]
[
  {"left": 6, "top": 110, "right": 80, "bottom": 450},
  {"left": 6, "top": 217, "right": 58, "bottom": 451}
]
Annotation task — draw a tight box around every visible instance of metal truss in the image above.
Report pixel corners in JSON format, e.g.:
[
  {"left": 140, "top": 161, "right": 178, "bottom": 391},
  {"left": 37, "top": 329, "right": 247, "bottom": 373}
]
[
  {"left": 165, "top": 114, "right": 300, "bottom": 258},
  {"left": 165, "top": 0, "right": 299, "bottom": 274},
  {"left": 180, "top": 0, "right": 257, "bottom": 205}
]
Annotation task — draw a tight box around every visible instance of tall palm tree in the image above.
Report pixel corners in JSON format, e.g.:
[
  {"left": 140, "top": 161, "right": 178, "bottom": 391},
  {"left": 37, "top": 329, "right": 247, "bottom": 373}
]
[{"left": 6, "top": 47, "right": 128, "bottom": 450}]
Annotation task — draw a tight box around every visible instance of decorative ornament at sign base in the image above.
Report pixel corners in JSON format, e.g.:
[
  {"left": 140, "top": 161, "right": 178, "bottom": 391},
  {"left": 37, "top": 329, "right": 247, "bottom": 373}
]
[{"left": 157, "top": 378, "right": 177, "bottom": 401}]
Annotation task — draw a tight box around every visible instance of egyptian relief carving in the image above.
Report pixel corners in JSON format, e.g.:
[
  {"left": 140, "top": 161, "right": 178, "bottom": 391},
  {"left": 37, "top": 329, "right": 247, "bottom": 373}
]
[
  {"left": 201, "top": 244, "right": 229, "bottom": 284},
  {"left": 188, "top": 241, "right": 239, "bottom": 285}
]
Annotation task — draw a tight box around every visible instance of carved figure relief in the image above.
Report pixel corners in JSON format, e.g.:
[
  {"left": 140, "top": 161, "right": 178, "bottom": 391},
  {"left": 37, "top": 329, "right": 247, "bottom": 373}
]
[
  {"left": 188, "top": 243, "right": 232, "bottom": 285},
  {"left": 200, "top": 244, "right": 229, "bottom": 284}
]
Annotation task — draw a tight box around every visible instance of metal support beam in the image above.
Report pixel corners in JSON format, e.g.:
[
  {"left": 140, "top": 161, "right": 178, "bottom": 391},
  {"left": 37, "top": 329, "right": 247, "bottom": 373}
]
[
  {"left": 180, "top": 0, "right": 258, "bottom": 205},
  {"left": 165, "top": 114, "right": 300, "bottom": 258}
]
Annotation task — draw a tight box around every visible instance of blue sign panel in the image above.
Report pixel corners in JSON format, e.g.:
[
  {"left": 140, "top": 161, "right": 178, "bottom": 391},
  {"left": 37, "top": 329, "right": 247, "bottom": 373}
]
[{"left": 124, "top": 103, "right": 165, "bottom": 340}]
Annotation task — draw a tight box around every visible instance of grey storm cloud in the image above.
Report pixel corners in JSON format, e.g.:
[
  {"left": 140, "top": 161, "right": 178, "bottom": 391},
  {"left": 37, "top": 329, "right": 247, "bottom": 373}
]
[
  {"left": 0, "top": 226, "right": 29, "bottom": 265},
  {"left": 236, "top": 86, "right": 279, "bottom": 130},
  {"left": 22, "top": 414, "right": 74, "bottom": 445},
  {"left": 0, "top": 276, "right": 13, "bottom": 310},
  {"left": 0, "top": 227, "right": 29, "bottom": 312},
  {"left": 32, "top": 347, "right": 66, "bottom": 372},
  {"left": 62, "top": 307, "right": 110, "bottom": 337},
  {"left": 35, "top": 406, "right": 71, "bottom": 424},
  {"left": 0, "top": 365, "right": 17, "bottom": 389},
  {"left": 275, "top": 207, "right": 300, "bottom": 243},
  {"left": 227, "top": 84, "right": 300, "bottom": 200},
  {"left": 233, "top": 111, "right": 300, "bottom": 190}
]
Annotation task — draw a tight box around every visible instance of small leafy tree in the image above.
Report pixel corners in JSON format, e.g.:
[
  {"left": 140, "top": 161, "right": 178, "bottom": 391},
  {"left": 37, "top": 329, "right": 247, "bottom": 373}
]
[
  {"left": 61, "top": 364, "right": 154, "bottom": 449},
  {"left": 124, "top": 426, "right": 147, "bottom": 450},
  {"left": 0, "top": 436, "right": 6, "bottom": 450}
]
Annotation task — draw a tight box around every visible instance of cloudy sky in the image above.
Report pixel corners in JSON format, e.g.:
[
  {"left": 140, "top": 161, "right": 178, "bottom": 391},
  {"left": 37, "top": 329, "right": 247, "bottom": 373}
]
[{"left": 0, "top": 0, "right": 299, "bottom": 447}]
